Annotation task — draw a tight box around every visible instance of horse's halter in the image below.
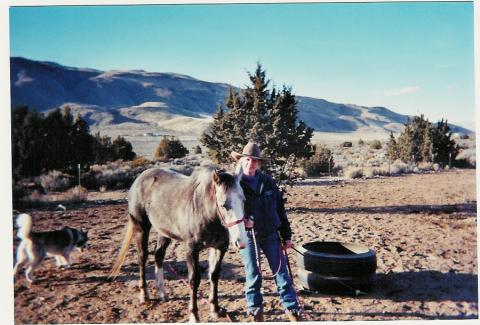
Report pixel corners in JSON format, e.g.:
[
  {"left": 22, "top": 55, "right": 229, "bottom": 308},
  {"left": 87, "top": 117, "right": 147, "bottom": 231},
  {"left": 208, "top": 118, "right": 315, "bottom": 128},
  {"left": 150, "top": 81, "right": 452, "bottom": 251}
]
[{"left": 216, "top": 202, "right": 246, "bottom": 228}]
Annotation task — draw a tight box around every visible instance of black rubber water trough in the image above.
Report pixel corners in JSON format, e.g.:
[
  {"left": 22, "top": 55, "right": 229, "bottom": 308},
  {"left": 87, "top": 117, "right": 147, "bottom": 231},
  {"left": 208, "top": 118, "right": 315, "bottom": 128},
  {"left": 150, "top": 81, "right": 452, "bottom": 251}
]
[{"left": 294, "top": 241, "right": 377, "bottom": 296}]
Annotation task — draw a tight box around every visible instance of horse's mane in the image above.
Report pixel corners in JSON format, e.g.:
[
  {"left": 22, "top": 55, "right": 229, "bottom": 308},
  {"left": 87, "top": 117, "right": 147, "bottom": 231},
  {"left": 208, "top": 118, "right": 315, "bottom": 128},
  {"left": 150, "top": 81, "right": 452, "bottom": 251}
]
[{"left": 188, "top": 166, "right": 237, "bottom": 222}]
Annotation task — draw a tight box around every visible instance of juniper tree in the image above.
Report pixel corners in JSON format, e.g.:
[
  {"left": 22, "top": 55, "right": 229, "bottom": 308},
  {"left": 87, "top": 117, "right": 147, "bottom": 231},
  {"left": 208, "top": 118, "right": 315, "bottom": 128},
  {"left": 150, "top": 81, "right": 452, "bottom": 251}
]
[
  {"left": 247, "top": 64, "right": 271, "bottom": 149},
  {"left": 386, "top": 132, "right": 399, "bottom": 161},
  {"left": 201, "top": 63, "right": 314, "bottom": 183},
  {"left": 430, "top": 119, "right": 459, "bottom": 165},
  {"left": 200, "top": 106, "right": 224, "bottom": 163},
  {"left": 396, "top": 115, "right": 431, "bottom": 163},
  {"left": 386, "top": 115, "right": 458, "bottom": 166},
  {"left": 154, "top": 136, "right": 189, "bottom": 161},
  {"left": 112, "top": 136, "right": 136, "bottom": 161},
  {"left": 420, "top": 125, "right": 433, "bottom": 162},
  {"left": 301, "top": 143, "right": 334, "bottom": 176}
]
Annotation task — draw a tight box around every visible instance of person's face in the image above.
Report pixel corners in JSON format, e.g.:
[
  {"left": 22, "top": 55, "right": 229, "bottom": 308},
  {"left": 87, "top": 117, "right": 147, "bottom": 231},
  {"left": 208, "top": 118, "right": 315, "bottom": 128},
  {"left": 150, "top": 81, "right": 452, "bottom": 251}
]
[{"left": 241, "top": 157, "right": 261, "bottom": 176}]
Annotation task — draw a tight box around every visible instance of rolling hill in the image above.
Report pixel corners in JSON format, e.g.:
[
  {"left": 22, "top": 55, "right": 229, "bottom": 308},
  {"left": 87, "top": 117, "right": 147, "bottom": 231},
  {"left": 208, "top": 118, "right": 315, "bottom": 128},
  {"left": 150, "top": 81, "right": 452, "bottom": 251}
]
[{"left": 10, "top": 57, "right": 470, "bottom": 156}]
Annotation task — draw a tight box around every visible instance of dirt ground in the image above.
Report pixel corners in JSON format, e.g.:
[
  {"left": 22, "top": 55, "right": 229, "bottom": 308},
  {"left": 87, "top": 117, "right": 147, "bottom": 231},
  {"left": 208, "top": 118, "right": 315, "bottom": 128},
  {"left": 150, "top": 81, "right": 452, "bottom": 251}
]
[{"left": 12, "top": 169, "right": 478, "bottom": 323}]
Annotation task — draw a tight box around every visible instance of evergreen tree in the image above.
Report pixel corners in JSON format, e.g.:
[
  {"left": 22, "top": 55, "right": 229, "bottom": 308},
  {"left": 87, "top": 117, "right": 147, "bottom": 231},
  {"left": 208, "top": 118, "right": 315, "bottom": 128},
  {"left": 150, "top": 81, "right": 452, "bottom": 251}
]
[
  {"left": 431, "top": 119, "right": 459, "bottom": 165},
  {"left": 71, "top": 113, "right": 95, "bottom": 167},
  {"left": 11, "top": 106, "right": 45, "bottom": 179},
  {"left": 396, "top": 115, "right": 430, "bottom": 163},
  {"left": 155, "top": 136, "right": 189, "bottom": 161},
  {"left": 386, "top": 132, "right": 399, "bottom": 161},
  {"left": 387, "top": 115, "right": 459, "bottom": 166},
  {"left": 201, "top": 105, "right": 228, "bottom": 163},
  {"left": 112, "top": 136, "right": 136, "bottom": 161},
  {"left": 92, "top": 132, "right": 114, "bottom": 164},
  {"left": 11, "top": 106, "right": 137, "bottom": 180},
  {"left": 302, "top": 143, "right": 334, "bottom": 176},
  {"left": 420, "top": 126, "right": 433, "bottom": 162},
  {"left": 201, "top": 63, "right": 314, "bottom": 182},
  {"left": 247, "top": 64, "right": 271, "bottom": 148}
]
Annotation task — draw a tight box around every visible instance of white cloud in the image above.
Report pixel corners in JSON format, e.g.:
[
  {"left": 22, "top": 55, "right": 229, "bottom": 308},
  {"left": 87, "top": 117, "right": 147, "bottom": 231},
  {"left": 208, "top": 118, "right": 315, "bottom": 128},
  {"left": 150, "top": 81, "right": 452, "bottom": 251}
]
[{"left": 384, "top": 86, "right": 420, "bottom": 97}]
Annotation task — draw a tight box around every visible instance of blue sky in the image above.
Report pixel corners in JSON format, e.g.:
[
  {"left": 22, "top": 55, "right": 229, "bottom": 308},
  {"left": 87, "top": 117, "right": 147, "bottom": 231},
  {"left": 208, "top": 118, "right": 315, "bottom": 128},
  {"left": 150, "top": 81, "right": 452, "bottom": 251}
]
[{"left": 9, "top": 1, "right": 475, "bottom": 130}]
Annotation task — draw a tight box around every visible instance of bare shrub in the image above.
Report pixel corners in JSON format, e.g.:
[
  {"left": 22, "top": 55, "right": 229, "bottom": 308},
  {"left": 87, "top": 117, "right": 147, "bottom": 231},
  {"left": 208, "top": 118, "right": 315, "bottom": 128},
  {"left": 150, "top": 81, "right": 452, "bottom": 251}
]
[
  {"left": 24, "top": 190, "right": 45, "bottom": 205},
  {"left": 369, "top": 139, "right": 382, "bottom": 150},
  {"left": 363, "top": 167, "right": 376, "bottom": 178},
  {"left": 456, "top": 149, "right": 476, "bottom": 167},
  {"left": 344, "top": 167, "right": 363, "bottom": 179},
  {"left": 302, "top": 144, "right": 334, "bottom": 176},
  {"left": 82, "top": 161, "right": 142, "bottom": 190},
  {"left": 38, "top": 170, "right": 72, "bottom": 192},
  {"left": 131, "top": 156, "right": 151, "bottom": 168},
  {"left": 390, "top": 160, "right": 411, "bottom": 175},
  {"left": 61, "top": 186, "right": 88, "bottom": 203},
  {"left": 377, "top": 165, "right": 391, "bottom": 176},
  {"left": 417, "top": 162, "right": 434, "bottom": 172}
]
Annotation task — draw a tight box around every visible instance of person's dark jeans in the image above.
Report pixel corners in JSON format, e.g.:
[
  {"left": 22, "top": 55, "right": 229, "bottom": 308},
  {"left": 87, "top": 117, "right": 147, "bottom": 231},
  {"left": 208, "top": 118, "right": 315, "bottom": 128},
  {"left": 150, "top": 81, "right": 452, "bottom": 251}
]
[{"left": 239, "top": 231, "right": 299, "bottom": 316}]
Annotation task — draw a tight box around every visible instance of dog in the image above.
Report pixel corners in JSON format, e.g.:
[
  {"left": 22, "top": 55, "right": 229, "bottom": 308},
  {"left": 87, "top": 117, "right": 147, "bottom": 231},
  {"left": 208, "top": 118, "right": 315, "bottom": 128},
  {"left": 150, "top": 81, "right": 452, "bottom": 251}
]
[{"left": 13, "top": 213, "right": 88, "bottom": 284}]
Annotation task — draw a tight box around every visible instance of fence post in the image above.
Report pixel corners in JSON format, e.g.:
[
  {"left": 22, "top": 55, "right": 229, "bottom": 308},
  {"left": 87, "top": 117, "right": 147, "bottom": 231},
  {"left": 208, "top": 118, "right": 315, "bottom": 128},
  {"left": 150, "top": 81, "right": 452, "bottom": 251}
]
[{"left": 78, "top": 164, "right": 81, "bottom": 187}]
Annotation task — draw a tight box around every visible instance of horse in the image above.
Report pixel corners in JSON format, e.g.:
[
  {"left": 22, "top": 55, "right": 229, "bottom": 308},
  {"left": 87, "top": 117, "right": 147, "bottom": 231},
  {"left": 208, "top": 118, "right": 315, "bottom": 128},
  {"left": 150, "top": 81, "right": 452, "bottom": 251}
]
[{"left": 110, "top": 166, "right": 248, "bottom": 322}]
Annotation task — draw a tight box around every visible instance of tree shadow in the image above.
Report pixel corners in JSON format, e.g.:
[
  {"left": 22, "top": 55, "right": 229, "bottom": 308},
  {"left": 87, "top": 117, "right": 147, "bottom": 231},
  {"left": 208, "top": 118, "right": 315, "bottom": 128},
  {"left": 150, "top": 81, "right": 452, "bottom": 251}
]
[
  {"left": 50, "top": 259, "right": 245, "bottom": 286},
  {"left": 288, "top": 203, "right": 476, "bottom": 215},
  {"left": 299, "top": 271, "right": 478, "bottom": 303},
  {"left": 305, "top": 310, "right": 478, "bottom": 320}
]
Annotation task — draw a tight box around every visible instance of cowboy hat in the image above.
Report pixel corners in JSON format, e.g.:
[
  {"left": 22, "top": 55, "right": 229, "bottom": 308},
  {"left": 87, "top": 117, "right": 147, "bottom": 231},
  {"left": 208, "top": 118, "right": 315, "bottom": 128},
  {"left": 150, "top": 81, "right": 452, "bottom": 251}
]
[{"left": 231, "top": 142, "right": 268, "bottom": 161}]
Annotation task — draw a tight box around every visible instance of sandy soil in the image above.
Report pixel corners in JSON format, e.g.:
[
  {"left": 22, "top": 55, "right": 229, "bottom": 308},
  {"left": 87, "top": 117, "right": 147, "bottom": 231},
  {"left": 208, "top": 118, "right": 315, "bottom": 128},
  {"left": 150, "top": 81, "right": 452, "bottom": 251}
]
[{"left": 12, "top": 169, "right": 478, "bottom": 323}]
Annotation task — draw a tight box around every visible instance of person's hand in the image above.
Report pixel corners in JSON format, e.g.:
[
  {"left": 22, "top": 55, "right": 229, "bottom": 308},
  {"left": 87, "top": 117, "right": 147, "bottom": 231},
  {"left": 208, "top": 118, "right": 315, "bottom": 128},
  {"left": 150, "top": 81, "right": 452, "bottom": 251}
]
[
  {"left": 283, "top": 240, "right": 293, "bottom": 250},
  {"left": 244, "top": 218, "right": 254, "bottom": 229}
]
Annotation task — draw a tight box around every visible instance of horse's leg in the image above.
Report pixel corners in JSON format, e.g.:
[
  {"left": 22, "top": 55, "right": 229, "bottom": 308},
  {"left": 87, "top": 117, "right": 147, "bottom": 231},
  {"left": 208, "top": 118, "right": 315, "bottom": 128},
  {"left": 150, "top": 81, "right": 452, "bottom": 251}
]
[
  {"left": 186, "top": 245, "right": 201, "bottom": 323},
  {"left": 133, "top": 218, "right": 151, "bottom": 303},
  {"left": 208, "top": 247, "right": 227, "bottom": 319},
  {"left": 154, "top": 236, "right": 171, "bottom": 301}
]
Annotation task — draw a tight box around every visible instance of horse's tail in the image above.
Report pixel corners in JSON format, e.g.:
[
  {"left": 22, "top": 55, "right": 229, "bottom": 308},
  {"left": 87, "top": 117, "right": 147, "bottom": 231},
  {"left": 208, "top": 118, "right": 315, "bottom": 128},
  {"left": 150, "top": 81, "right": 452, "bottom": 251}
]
[{"left": 109, "top": 215, "right": 135, "bottom": 279}]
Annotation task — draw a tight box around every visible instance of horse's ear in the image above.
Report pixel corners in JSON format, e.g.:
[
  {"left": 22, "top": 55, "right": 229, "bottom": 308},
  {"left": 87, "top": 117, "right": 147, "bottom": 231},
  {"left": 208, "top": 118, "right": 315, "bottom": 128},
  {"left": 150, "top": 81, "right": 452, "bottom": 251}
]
[{"left": 235, "top": 163, "right": 244, "bottom": 182}]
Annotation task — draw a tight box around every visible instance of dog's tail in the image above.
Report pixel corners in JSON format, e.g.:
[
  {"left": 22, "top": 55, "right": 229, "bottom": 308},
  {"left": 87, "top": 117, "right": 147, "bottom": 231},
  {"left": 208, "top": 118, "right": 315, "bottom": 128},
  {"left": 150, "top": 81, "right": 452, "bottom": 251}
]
[
  {"left": 16, "top": 213, "right": 33, "bottom": 239},
  {"left": 109, "top": 216, "right": 135, "bottom": 279}
]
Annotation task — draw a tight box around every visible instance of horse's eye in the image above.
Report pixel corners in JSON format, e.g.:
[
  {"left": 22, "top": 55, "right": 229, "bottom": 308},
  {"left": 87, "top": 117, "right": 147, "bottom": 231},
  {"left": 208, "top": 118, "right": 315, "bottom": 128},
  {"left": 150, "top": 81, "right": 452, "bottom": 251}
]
[{"left": 222, "top": 202, "right": 231, "bottom": 210}]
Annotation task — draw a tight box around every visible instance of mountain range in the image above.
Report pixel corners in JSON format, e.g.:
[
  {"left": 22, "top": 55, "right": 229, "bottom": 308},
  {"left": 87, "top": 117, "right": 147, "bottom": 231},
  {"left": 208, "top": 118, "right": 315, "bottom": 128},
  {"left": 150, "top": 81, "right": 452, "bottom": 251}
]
[{"left": 10, "top": 57, "right": 470, "bottom": 143}]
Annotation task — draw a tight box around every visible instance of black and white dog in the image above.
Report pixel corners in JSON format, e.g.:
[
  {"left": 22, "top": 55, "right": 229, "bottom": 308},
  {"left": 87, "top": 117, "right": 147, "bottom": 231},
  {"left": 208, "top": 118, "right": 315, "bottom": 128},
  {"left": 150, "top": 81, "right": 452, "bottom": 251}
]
[{"left": 13, "top": 213, "right": 88, "bottom": 284}]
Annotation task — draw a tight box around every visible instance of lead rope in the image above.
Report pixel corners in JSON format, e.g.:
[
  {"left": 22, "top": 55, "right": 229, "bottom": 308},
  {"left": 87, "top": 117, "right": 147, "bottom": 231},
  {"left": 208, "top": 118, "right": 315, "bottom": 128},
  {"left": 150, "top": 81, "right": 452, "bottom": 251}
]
[{"left": 250, "top": 229, "right": 283, "bottom": 280}]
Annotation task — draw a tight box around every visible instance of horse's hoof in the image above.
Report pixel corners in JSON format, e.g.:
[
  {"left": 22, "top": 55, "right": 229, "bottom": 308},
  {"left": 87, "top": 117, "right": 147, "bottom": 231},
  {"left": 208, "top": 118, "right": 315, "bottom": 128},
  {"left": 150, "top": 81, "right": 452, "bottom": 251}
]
[
  {"left": 188, "top": 313, "right": 200, "bottom": 323},
  {"left": 210, "top": 307, "right": 227, "bottom": 319},
  {"left": 158, "top": 293, "right": 169, "bottom": 302},
  {"left": 138, "top": 293, "right": 149, "bottom": 303}
]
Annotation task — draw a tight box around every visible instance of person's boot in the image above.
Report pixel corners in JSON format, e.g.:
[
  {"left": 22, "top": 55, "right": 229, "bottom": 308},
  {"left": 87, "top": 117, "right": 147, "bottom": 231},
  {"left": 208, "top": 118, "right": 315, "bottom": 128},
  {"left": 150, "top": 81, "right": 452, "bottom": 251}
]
[
  {"left": 286, "top": 309, "right": 301, "bottom": 322},
  {"left": 253, "top": 312, "right": 264, "bottom": 322}
]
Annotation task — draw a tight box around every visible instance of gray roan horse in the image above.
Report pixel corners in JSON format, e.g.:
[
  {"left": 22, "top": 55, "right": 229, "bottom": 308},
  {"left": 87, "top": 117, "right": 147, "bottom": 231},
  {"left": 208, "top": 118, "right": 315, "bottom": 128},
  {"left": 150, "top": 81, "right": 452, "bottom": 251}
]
[{"left": 110, "top": 166, "right": 248, "bottom": 322}]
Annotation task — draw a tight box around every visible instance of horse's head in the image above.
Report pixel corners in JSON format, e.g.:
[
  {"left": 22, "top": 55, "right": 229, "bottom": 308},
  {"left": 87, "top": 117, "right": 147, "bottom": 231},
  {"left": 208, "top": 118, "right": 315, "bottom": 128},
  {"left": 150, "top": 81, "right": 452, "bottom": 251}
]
[{"left": 212, "top": 168, "right": 248, "bottom": 250}]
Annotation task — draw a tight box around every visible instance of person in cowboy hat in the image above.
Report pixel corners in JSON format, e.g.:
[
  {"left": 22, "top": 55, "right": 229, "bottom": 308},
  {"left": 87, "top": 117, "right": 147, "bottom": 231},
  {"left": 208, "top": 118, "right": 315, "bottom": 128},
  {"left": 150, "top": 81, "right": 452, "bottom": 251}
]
[{"left": 232, "top": 142, "right": 301, "bottom": 322}]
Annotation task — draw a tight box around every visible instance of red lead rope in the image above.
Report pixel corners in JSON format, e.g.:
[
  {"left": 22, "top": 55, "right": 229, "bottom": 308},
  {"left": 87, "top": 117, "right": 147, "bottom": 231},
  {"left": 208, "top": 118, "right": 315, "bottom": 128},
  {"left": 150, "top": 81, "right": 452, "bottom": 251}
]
[{"left": 250, "top": 230, "right": 283, "bottom": 280}]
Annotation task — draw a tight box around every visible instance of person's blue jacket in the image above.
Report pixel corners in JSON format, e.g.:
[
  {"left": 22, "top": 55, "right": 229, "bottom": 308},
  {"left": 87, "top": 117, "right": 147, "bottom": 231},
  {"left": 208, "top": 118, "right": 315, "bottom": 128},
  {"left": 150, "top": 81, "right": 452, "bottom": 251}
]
[{"left": 240, "top": 172, "right": 292, "bottom": 241}]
